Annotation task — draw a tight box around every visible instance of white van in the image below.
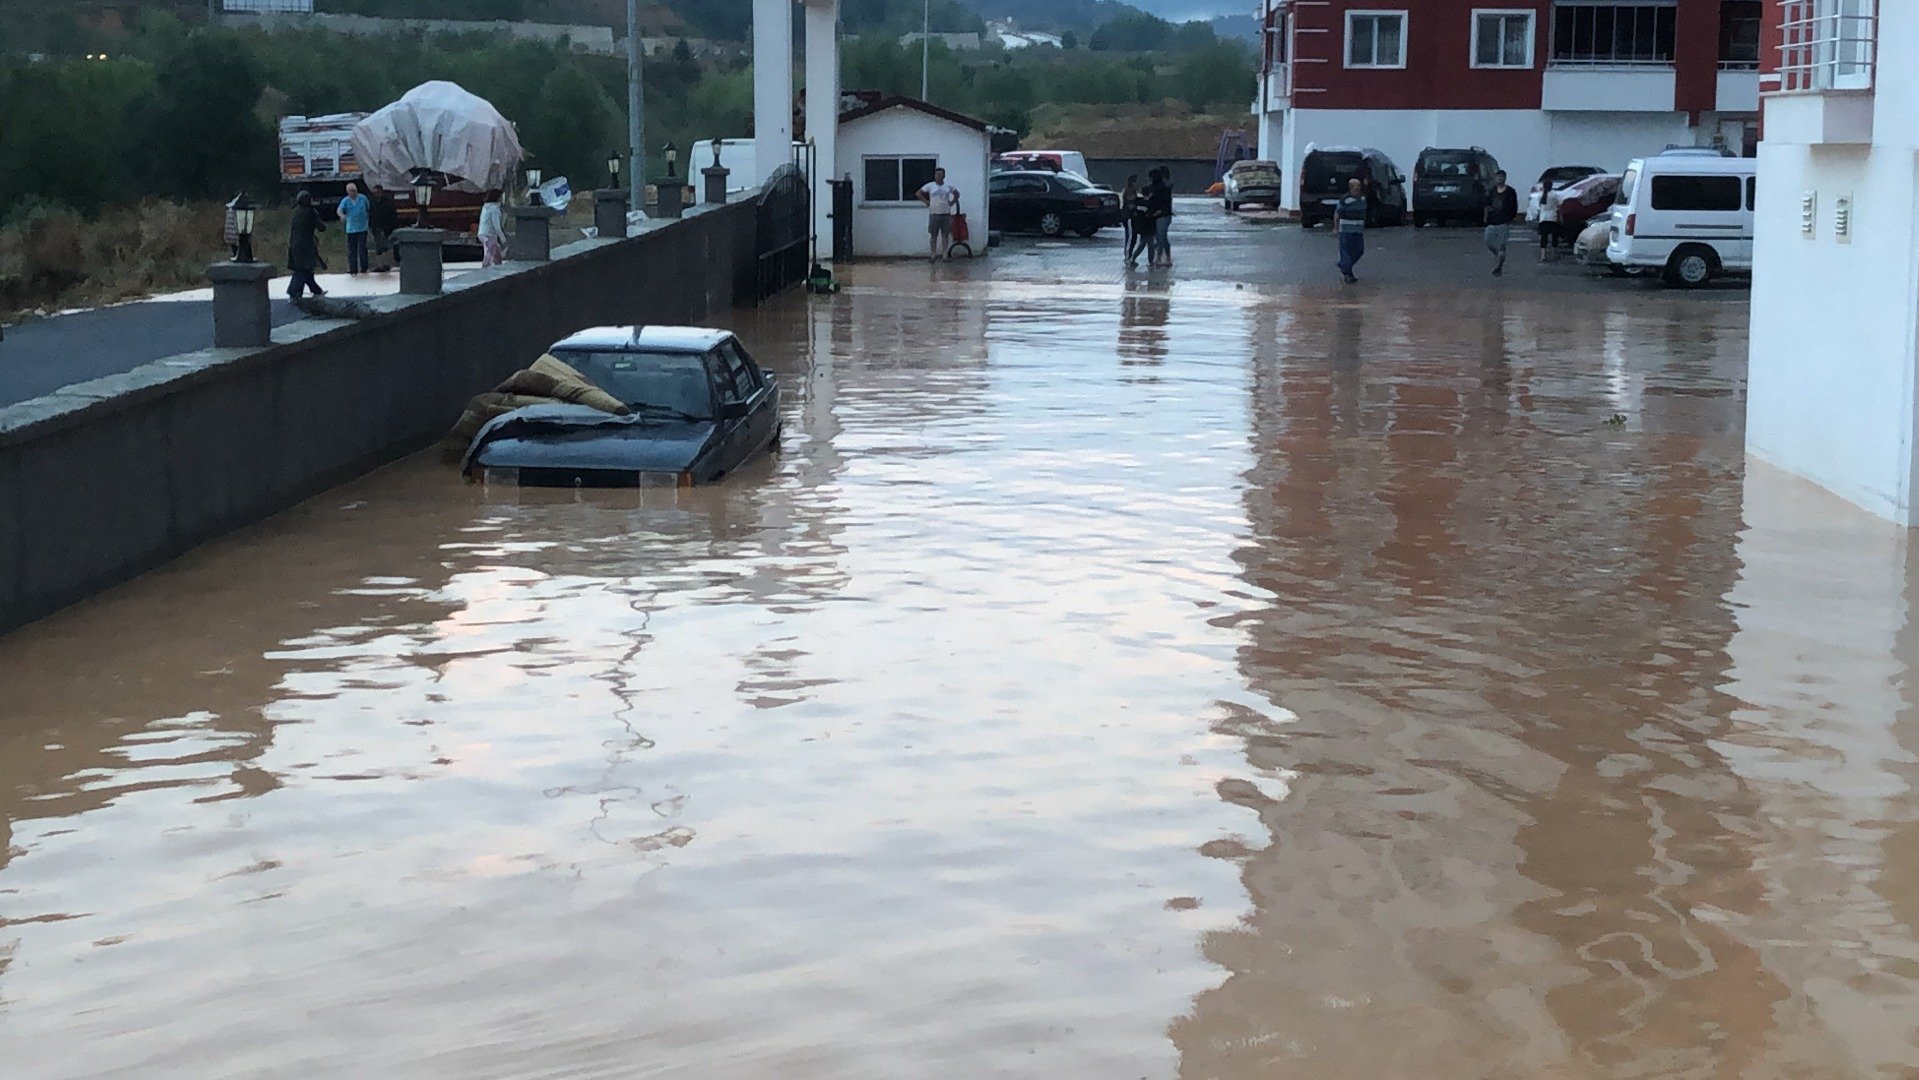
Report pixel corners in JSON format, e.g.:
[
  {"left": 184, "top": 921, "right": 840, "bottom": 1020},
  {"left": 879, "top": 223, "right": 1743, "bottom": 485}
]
[{"left": 1606, "top": 154, "right": 1757, "bottom": 287}]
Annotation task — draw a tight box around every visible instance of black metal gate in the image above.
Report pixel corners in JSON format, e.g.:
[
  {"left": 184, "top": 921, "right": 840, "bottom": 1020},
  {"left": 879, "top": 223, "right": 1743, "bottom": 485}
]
[
  {"left": 754, "top": 163, "right": 809, "bottom": 303},
  {"left": 829, "top": 178, "right": 853, "bottom": 262}
]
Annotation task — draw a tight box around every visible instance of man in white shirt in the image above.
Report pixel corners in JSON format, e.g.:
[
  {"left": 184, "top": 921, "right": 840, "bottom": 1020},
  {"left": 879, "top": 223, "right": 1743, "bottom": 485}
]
[{"left": 917, "top": 167, "right": 959, "bottom": 261}]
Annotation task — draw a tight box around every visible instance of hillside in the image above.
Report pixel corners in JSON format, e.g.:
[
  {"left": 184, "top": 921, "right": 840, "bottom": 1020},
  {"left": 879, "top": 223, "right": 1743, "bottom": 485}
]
[{"left": 1028, "top": 101, "right": 1249, "bottom": 159}]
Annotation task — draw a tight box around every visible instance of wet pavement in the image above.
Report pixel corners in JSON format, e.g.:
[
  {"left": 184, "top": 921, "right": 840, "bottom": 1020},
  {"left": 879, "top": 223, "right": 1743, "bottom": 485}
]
[{"left": 4, "top": 204, "right": 1917, "bottom": 1078}]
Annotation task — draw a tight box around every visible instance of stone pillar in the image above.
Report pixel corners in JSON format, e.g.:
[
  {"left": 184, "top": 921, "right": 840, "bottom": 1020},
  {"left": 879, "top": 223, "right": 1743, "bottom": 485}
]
[
  {"left": 393, "top": 228, "right": 447, "bottom": 295},
  {"left": 509, "top": 205, "right": 560, "bottom": 262},
  {"left": 703, "top": 165, "right": 730, "bottom": 206},
  {"left": 655, "top": 176, "right": 684, "bottom": 220},
  {"left": 753, "top": 0, "right": 793, "bottom": 184},
  {"left": 804, "top": 0, "right": 840, "bottom": 260},
  {"left": 206, "top": 261, "right": 275, "bottom": 348},
  {"left": 594, "top": 189, "right": 630, "bottom": 239}
]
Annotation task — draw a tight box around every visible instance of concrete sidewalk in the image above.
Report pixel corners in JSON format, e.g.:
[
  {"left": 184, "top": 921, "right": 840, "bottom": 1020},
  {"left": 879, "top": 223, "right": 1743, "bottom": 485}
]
[{"left": 0, "top": 267, "right": 483, "bottom": 409}]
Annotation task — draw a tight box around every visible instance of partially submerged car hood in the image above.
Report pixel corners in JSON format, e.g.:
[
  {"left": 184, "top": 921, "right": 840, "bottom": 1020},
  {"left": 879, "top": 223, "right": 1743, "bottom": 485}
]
[{"left": 463, "top": 403, "right": 717, "bottom": 474}]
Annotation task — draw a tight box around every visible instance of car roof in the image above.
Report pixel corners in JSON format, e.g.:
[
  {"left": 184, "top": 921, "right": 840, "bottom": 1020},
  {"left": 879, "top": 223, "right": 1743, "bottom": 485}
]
[
  {"left": 550, "top": 325, "right": 733, "bottom": 354},
  {"left": 1623, "top": 155, "right": 1757, "bottom": 175}
]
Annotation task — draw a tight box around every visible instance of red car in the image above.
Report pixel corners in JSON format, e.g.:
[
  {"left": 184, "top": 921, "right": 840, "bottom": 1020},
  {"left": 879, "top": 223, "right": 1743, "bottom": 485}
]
[{"left": 1547, "top": 173, "right": 1623, "bottom": 241}]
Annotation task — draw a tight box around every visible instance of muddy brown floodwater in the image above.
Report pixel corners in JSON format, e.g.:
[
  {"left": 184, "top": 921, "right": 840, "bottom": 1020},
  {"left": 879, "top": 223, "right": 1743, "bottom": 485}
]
[{"left": 4, "top": 230, "right": 1919, "bottom": 1078}]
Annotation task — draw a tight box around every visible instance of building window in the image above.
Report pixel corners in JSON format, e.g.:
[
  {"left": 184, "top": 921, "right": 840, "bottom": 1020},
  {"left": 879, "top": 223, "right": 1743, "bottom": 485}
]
[
  {"left": 863, "top": 156, "right": 938, "bottom": 203},
  {"left": 1550, "top": 2, "right": 1678, "bottom": 66},
  {"left": 1266, "top": 12, "right": 1290, "bottom": 66},
  {"left": 1472, "top": 10, "right": 1536, "bottom": 68},
  {"left": 1719, "top": 0, "right": 1761, "bottom": 68},
  {"left": 1649, "top": 175, "right": 1743, "bottom": 212},
  {"left": 1346, "top": 11, "right": 1408, "bottom": 69}
]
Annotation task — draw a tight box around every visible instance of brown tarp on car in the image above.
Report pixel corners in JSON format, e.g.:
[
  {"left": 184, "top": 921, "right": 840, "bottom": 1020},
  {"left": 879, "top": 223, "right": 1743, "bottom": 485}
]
[{"left": 445, "top": 353, "right": 627, "bottom": 456}]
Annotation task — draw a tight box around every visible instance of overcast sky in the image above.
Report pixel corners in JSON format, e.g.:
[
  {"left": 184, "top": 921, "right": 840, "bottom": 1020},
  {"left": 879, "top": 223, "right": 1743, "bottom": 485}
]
[{"left": 1143, "top": 2, "right": 1250, "bottom": 19}]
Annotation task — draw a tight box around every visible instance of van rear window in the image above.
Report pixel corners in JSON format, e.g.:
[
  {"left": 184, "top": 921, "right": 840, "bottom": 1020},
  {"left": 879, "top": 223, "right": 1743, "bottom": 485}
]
[
  {"left": 1303, "top": 154, "right": 1363, "bottom": 191},
  {"left": 1650, "top": 175, "right": 1743, "bottom": 212}
]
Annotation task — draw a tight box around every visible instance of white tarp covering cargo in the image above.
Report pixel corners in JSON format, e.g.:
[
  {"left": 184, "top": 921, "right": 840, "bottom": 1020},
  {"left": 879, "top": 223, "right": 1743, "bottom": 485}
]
[{"left": 350, "top": 81, "right": 523, "bottom": 194}]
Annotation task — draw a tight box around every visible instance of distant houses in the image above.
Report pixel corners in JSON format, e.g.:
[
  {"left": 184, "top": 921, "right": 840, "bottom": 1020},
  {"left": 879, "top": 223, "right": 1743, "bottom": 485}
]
[{"left": 899, "top": 21, "right": 1066, "bottom": 52}]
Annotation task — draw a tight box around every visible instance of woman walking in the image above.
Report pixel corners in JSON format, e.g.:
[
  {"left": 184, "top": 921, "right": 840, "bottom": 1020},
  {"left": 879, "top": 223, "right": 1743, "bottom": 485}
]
[
  {"left": 479, "top": 192, "right": 507, "bottom": 268},
  {"left": 286, "top": 191, "right": 327, "bottom": 300}
]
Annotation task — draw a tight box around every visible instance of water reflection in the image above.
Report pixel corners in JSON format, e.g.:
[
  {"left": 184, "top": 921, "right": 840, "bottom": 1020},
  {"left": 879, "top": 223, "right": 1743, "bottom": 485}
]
[{"left": 3, "top": 257, "right": 1914, "bottom": 1077}]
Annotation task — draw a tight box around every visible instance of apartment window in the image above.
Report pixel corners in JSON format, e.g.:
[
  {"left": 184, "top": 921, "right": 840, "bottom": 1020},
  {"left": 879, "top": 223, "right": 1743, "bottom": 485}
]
[
  {"left": 1473, "top": 10, "right": 1536, "bottom": 68},
  {"left": 1266, "top": 12, "right": 1290, "bottom": 65},
  {"left": 1550, "top": 1, "right": 1678, "bottom": 66},
  {"left": 1650, "top": 175, "right": 1743, "bottom": 212},
  {"left": 863, "top": 156, "right": 938, "bottom": 203},
  {"left": 1719, "top": 0, "right": 1761, "bottom": 68},
  {"left": 1346, "top": 11, "right": 1408, "bottom": 69}
]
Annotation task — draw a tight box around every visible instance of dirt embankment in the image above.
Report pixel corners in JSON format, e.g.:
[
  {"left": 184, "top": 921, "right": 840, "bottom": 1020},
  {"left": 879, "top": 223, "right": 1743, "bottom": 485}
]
[{"left": 1027, "top": 102, "right": 1251, "bottom": 159}]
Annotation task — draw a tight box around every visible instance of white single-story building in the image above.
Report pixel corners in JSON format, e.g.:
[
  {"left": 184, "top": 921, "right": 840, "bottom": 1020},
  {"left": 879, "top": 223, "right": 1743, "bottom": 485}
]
[{"left": 834, "top": 96, "right": 991, "bottom": 259}]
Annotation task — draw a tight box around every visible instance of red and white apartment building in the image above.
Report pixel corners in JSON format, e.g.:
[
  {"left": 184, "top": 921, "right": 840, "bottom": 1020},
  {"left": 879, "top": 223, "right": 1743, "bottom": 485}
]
[{"left": 1252, "top": 0, "right": 1765, "bottom": 207}]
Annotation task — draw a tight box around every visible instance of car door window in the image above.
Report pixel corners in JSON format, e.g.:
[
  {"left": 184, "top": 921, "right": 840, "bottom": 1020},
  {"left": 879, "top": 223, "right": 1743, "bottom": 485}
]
[
  {"left": 702, "top": 351, "right": 738, "bottom": 407},
  {"left": 716, "top": 340, "right": 758, "bottom": 401}
]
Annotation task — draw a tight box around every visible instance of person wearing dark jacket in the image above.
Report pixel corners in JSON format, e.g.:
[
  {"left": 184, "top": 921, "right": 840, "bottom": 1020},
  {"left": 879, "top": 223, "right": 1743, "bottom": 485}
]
[
  {"left": 286, "top": 191, "right": 327, "bottom": 300},
  {"left": 1146, "top": 167, "right": 1175, "bottom": 267},
  {"left": 1482, "top": 170, "right": 1520, "bottom": 277},
  {"left": 369, "top": 189, "right": 400, "bottom": 272}
]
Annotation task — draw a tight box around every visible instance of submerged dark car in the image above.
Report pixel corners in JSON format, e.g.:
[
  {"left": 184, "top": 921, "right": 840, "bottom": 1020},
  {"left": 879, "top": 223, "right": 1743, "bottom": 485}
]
[{"left": 463, "top": 326, "right": 780, "bottom": 487}]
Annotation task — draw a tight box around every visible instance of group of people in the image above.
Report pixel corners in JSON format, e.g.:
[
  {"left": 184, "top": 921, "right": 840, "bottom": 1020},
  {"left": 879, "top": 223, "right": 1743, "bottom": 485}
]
[
  {"left": 275, "top": 182, "right": 514, "bottom": 301},
  {"left": 1332, "top": 168, "right": 1522, "bottom": 284},
  {"left": 277, "top": 182, "right": 402, "bottom": 300},
  {"left": 1120, "top": 169, "right": 1175, "bottom": 268}
]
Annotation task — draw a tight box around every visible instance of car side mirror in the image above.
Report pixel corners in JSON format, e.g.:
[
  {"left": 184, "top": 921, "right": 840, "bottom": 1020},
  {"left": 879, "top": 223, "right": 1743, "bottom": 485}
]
[{"left": 721, "top": 399, "right": 752, "bottom": 420}]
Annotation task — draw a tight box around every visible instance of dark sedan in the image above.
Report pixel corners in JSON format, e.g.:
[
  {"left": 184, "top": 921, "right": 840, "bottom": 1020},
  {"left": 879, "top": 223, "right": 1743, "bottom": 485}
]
[
  {"left": 463, "top": 326, "right": 780, "bottom": 487},
  {"left": 988, "top": 170, "right": 1122, "bottom": 237}
]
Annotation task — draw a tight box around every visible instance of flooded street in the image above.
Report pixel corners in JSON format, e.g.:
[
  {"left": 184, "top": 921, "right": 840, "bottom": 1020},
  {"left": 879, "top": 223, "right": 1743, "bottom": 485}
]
[{"left": 4, "top": 213, "right": 1918, "bottom": 1077}]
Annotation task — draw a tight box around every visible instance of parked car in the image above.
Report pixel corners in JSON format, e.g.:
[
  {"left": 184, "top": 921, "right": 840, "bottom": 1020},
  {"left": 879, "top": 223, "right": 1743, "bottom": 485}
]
[
  {"left": 1526, "top": 165, "right": 1604, "bottom": 225},
  {"left": 1575, "top": 218, "right": 1613, "bottom": 266},
  {"left": 1298, "top": 146, "right": 1406, "bottom": 229},
  {"left": 988, "top": 169, "right": 1122, "bottom": 237},
  {"left": 992, "top": 150, "right": 1090, "bottom": 179},
  {"left": 1607, "top": 154, "right": 1757, "bottom": 287},
  {"left": 463, "top": 326, "right": 781, "bottom": 487},
  {"left": 1222, "top": 159, "right": 1284, "bottom": 211},
  {"left": 1411, "top": 146, "right": 1500, "bottom": 228},
  {"left": 1549, "top": 172, "right": 1623, "bottom": 240}
]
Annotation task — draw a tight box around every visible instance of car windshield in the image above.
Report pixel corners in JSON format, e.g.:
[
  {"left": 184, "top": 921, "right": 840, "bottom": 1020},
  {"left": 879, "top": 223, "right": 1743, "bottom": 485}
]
[
  {"left": 1616, "top": 167, "right": 1639, "bottom": 205},
  {"left": 1302, "top": 153, "right": 1362, "bottom": 190},
  {"left": 1418, "top": 153, "right": 1475, "bottom": 177},
  {"left": 1054, "top": 173, "right": 1094, "bottom": 190},
  {"left": 560, "top": 350, "right": 715, "bottom": 419}
]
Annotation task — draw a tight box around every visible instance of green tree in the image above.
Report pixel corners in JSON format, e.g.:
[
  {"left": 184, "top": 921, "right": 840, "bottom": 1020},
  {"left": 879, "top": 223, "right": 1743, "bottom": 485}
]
[
  {"left": 141, "top": 33, "right": 273, "bottom": 200},
  {"left": 1090, "top": 11, "right": 1173, "bottom": 52},
  {"left": 530, "top": 64, "right": 620, "bottom": 193}
]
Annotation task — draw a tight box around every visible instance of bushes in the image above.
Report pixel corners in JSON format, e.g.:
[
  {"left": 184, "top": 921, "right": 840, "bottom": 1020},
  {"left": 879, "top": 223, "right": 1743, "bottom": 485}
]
[{"left": 0, "top": 201, "right": 225, "bottom": 319}]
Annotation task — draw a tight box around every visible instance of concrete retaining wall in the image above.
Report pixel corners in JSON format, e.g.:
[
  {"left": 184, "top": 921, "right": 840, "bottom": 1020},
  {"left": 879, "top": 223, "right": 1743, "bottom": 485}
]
[{"left": 0, "top": 198, "right": 760, "bottom": 635}]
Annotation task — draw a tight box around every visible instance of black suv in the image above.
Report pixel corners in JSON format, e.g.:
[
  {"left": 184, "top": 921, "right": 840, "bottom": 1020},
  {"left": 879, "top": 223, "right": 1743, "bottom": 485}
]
[
  {"left": 1411, "top": 146, "right": 1501, "bottom": 227},
  {"left": 1298, "top": 147, "right": 1407, "bottom": 229}
]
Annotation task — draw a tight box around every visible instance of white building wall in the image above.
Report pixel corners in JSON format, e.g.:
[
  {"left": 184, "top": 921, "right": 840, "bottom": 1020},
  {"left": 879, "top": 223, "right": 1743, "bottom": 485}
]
[
  {"left": 1746, "top": 5, "right": 1919, "bottom": 524},
  {"left": 1281, "top": 108, "right": 1696, "bottom": 211},
  {"left": 835, "top": 109, "right": 990, "bottom": 258}
]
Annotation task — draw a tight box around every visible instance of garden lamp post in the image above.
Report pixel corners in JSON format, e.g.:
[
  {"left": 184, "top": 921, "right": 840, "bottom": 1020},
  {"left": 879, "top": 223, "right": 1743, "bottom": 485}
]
[
  {"left": 607, "top": 150, "right": 622, "bottom": 190},
  {"left": 232, "top": 193, "right": 258, "bottom": 263},
  {"left": 527, "top": 167, "right": 544, "bottom": 207},
  {"left": 664, "top": 142, "right": 679, "bottom": 180}
]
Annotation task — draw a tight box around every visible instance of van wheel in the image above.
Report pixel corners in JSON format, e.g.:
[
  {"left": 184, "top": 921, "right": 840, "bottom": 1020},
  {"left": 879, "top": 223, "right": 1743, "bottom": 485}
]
[{"left": 1664, "top": 246, "right": 1717, "bottom": 288}]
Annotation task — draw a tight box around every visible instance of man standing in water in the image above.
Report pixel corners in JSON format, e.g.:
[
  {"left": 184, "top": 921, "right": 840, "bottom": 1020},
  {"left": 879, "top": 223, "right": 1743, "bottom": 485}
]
[
  {"left": 1334, "top": 177, "right": 1368, "bottom": 284},
  {"left": 1483, "top": 170, "right": 1519, "bottom": 277},
  {"left": 918, "top": 167, "right": 959, "bottom": 261}
]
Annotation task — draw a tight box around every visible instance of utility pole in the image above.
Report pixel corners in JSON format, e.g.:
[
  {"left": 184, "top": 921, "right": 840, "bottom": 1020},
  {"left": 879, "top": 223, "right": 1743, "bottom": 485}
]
[
  {"left": 921, "top": 0, "right": 930, "bottom": 100},
  {"left": 627, "top": 0, "right": 644, "bottom": 208}
]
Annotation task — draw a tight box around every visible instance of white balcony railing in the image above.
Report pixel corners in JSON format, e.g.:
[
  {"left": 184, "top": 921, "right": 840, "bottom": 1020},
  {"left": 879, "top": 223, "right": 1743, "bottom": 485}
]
[{"left": 1778, "top": 1, "right": 1877, "bottom": 92}]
